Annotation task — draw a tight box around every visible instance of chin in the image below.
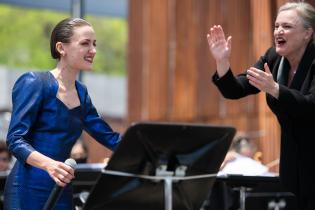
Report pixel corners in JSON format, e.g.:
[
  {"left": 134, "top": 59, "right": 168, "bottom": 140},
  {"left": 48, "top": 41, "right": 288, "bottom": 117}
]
[
  {"left": 81, "top": 65, "right": 93, "bottom": 71},
  {"left": 275, "top": 48, "right": 286, "bottom": 56}
]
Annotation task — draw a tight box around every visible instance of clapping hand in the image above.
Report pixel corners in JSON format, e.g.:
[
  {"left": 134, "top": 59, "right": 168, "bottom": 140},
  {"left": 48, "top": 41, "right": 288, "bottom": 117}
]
[
  {"left": 246, "top": 63, "right": 279, "bottom": 98},
  {"left": 207, "top": 25, "right": 232, "bottom": 77}
]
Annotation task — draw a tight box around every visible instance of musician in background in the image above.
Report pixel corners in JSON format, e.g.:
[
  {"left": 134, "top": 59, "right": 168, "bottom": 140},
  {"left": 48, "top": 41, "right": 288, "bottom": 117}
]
[
  {"left": 0, "top": 140, "right": 11, "bottom": 210},
  {"left": 219, "top": 136, "right": 272, "bottom": 176},
  {"left": 0, "top": 141, "right": 12, "bottom": 173},
  {"left": 71, "top": 140, "right": 88, "bottom": 164}
]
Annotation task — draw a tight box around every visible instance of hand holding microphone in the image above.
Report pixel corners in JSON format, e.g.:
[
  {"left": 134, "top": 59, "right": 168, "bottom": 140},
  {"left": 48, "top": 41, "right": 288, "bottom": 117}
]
[{"left": 43, "top": 158, "right": 77, "bottom": 210}]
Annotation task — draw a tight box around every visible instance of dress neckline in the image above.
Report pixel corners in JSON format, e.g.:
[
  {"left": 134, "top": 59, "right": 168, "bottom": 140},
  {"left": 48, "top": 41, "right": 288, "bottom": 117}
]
[{"left": 47, "top": 71, "right": 82, "bottom": 111}]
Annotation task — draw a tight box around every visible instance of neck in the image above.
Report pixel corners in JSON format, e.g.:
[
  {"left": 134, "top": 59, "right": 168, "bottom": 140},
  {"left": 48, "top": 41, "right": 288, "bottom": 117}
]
[
  {"left": 286, "top": 44, "right": 308, "bottom": 71},
  {"left": 51, "top": 62, "right": 78, "bottom": 90}
]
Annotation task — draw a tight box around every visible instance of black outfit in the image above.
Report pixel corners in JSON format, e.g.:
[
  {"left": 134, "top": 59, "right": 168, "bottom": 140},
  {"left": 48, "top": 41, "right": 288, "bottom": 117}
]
[{"left": 212, "top": 43, "right": 315, "bottom": 210}]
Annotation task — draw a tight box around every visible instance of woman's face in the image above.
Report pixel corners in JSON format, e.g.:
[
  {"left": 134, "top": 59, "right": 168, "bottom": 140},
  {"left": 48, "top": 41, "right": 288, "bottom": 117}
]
[
  {"left": 62, "top": 25, "right": 97, "bottom": 71},
  {"left": 274, "top": 9, "right": 311, "bottom": 58}
]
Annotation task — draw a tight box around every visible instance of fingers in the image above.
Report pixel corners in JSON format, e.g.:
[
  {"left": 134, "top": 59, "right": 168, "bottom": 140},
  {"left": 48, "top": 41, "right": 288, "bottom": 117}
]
[
  {"left": 207, "top": 25, "right": 232, "bottom": 64},
  {"left": 60, "top": 162, "right": 75, "bottom": 177},
  {"left": 246, "top": 67, "right": 265, "bottom": 90},
  {"left": 247, "top": 67, "right": 268, "bottom": 79},
  {"left": 58, "top": 163, "right": 75, "bottom": 183},
  {"left": 248, "top": 64, "right": 271, "bottom": 76},
  {"left": 206, "top": 34, "right": 212, "bottom": 46},
  {"left": 247, "top": 74, "right": 260, "bottom": 89},
  {"left": 54, "top": 177, "right": 67, "bottom": 187},
  {"left": 227, "top": 36, "right": 232, "bottom": 50},
  {"left": 246, "top": 65, "right": 277, "bottom": 94},
  {"left": 264, "top": 63, "right": 271, "bottom": 73},
  {"left": 211, "top": 25, "right": 225, "bottom": 41},
  {"left": 49, "top": 161, "right": 75, "bottom": 187},
  {"left": 207, "top": 25, "right": 226, "bottom": 45}
]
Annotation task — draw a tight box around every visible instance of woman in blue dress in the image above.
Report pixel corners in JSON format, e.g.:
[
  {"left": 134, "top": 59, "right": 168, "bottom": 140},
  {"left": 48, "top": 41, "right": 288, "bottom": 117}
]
[{"left": 4, "top": 18, "right": 121, "bottom": 210}]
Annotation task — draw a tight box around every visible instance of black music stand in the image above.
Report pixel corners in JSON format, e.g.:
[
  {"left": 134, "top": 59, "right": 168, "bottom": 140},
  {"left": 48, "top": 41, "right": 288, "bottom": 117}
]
[
  {"left": 83, "top": 122, "right": 236, "bottom": 210},
  {"left": 214, "top": 175, "right": 298, "bottom": 210},
  {"left": 245, "top": 192, "right": 297, "bottom": 210},
  {"left": 72, "top": 163, "right": 106, "bottom": 208}
]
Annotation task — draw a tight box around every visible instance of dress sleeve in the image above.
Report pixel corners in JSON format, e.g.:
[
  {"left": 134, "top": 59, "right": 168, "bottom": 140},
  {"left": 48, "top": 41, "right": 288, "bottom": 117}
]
[
  {"left": 212, "top": 69, "right": 260, "bottom": 99},
  {"left": 212, "top": 47, "right": 275, "bottom": 99},
  {"left": 6, "top": 72, "right": 44, "bottom": 163},
  {"left": 82, "top": 90, "right": 121, "bottom": 151}
]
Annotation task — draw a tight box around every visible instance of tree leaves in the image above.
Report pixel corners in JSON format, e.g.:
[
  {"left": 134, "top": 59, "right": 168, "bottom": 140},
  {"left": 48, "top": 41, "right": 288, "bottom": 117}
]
[{"left": 0, "top": 5, "right": 126, "bottom": 76}]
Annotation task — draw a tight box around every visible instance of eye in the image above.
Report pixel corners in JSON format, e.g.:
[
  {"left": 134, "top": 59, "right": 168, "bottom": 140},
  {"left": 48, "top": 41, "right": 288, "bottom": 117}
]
[{"left": 283, "top": 25, "right": 292, "bottom": 29}]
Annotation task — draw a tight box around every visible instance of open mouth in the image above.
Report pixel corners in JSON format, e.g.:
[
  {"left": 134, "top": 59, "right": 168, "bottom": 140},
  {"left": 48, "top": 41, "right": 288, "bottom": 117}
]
[
  {"left": 84, "top": 57, "right": 93, "bottom": 63},
  {"left": 275, "top": 37, "right": 286, "bottom": 47}
]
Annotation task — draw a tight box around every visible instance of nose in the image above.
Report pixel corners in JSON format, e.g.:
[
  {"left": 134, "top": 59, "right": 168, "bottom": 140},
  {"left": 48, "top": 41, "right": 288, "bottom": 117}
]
[
  {"left": 275, "top": 26, "right": 284, "bottom": 34},
  {"left": 278, "top": 28, "right": 284, "bottom": 34},
  {"left": 89, "top": 45, "right": 96, "bottom": 54}
]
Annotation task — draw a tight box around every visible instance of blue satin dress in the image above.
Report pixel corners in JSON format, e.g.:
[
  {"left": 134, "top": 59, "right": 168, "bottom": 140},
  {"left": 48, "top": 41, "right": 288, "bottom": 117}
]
[{"left": 4, "top": 71, "right": 121, "bottom": 210}]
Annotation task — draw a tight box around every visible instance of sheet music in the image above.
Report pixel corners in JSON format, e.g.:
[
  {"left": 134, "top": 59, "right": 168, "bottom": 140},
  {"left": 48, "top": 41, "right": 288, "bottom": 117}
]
[{"left": 218, "top": 154, "right": 275, "bottom": 177}]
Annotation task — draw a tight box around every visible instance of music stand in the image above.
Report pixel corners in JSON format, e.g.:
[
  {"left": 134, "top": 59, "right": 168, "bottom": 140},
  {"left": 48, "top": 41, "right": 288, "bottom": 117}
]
[
  {"left": 83, "top": 122, "right": 236, "bottom": 210},
  {"left": 245, "top": 192, "right": 297, "bottom": 210},
  {"left": 72, "top": 163, "right": 106, "bottom": 208},
  {"left": 215, "top": 175, "right": 298, "bottom": 210}
]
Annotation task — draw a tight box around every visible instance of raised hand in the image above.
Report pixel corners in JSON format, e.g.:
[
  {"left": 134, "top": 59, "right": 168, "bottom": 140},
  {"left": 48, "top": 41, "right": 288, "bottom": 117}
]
[
  {"left": 246, "top": 63, "right": 279, "bottom": 98},
  {"left": 207, "top": 25, "right": 232, "bottom": 77}
]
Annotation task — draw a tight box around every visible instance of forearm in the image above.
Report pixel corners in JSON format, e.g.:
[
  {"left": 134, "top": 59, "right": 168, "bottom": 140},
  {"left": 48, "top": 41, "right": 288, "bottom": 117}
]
[
  {"left": 216, "top": 59, "right": 230, "bottom": 77},
  {"left": 26, "top": 151, "right": 74, "bottom": 186},
  {"left": 26, "top": 151, "right": 55, "bottom": 171}
]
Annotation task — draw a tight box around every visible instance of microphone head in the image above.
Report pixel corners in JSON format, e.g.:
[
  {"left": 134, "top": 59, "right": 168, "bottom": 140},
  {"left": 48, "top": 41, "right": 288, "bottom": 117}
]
[{"left": 65, "top": 158, "right": 77, "bottom": 169}]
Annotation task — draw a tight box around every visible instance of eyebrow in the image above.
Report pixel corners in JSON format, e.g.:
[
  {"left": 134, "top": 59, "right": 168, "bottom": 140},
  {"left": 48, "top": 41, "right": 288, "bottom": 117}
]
[
  {"left": 80, "top": 38, "right": 96, "bottom": 42},
  {"left": 274, "top": 21, "right": 297, "bottom": 26}
]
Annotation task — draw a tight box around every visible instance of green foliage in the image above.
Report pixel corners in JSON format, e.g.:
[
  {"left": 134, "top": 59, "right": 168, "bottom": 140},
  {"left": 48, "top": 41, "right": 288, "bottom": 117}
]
[
  {"left": 0, "top": 4, "right": 126, "bottom": 76},
  {"left": 87, "top": 16, "right": 127, "bottom": 75}
]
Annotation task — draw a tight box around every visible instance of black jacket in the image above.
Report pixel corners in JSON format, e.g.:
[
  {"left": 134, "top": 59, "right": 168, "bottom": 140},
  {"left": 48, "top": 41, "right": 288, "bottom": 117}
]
[{"left": 213, "top": 44, "right": 315, "bottom": 199}]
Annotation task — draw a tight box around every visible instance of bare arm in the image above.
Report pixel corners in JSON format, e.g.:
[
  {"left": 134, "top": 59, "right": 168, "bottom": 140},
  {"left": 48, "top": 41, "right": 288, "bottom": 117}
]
[{"left": 26, "top": 151, "right": 75, "bottom": 187}]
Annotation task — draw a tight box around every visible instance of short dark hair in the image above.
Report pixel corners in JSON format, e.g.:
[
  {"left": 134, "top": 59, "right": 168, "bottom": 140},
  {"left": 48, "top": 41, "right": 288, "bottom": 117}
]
[{"left": 50, "top": 18, "right": 91, "bottom": 59}]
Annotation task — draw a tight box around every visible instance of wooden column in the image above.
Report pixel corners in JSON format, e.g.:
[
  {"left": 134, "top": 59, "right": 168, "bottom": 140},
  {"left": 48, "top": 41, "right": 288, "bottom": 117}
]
[
  {"left": 128, "top": 0, "right": 256, "bottom": 124},
  {"left": 128, "top": 0, "right": 314, "bottom": 171},
  {"left": 128, "top": 0, "right": 170, "bottom": 121},
  {"left": 169, "top": 0, "right": 198, "bottom": 121}
]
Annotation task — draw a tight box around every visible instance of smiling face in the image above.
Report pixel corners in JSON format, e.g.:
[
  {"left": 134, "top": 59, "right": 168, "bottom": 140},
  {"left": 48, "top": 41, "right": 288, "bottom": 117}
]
[
  {"left": 274, "top": 9, "right": 312, "bottom": 59},
  {"left": 61, "top": 25, "right": 97, "bottom": 71}
]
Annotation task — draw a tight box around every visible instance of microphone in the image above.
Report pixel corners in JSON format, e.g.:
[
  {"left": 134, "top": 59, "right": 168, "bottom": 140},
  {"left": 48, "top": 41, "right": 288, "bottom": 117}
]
[{"left": 43, "top": 158, "right": 77, "bottom": 210}]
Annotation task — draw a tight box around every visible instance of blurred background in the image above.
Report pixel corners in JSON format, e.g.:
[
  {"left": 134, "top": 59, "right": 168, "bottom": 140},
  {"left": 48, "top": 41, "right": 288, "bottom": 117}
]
[{"left": 1, "top": 0, "right": 315, "bottom": 175}]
